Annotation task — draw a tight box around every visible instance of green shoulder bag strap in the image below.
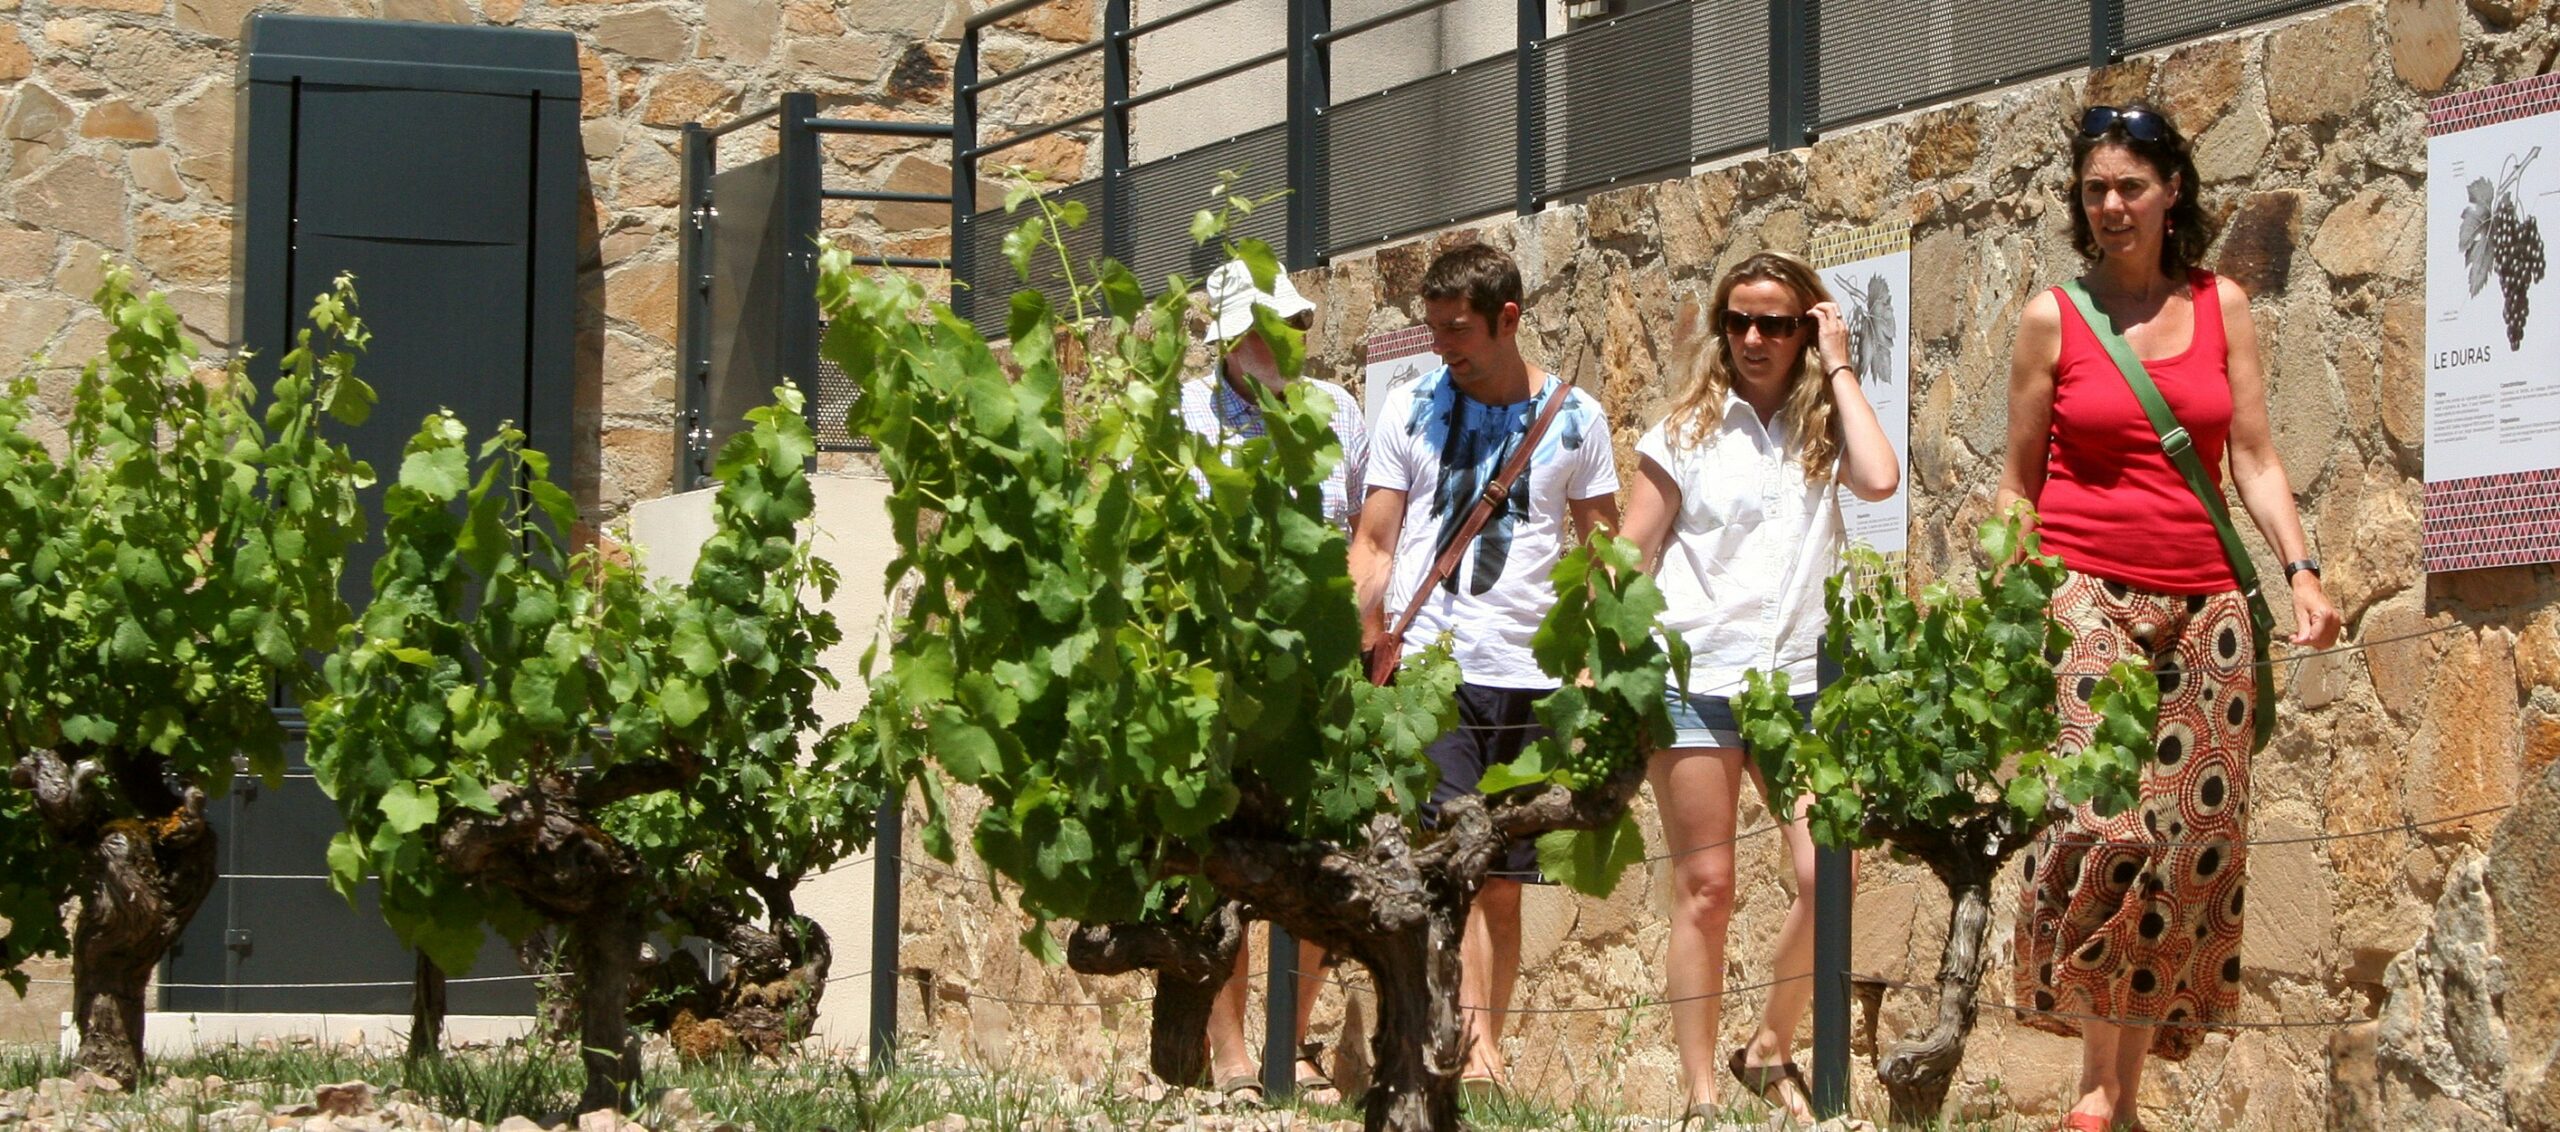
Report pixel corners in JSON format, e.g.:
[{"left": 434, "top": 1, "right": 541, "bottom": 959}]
[{"left": 2057, "top": 278, "right": 2278, "bottom": 752}]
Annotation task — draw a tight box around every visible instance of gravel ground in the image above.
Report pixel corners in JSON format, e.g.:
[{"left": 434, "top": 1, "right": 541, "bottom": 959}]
[{"left": 0, "top": 1062, "right": 1884, "bottom": 1131}]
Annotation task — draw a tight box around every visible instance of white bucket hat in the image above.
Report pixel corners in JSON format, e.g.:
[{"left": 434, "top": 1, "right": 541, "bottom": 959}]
[{"left": 1201, "top": 258, "right": 1315, "bottom": 344}]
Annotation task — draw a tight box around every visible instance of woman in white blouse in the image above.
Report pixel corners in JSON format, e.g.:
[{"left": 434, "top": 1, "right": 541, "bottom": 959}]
[{"left": 1622, "top": 251, "right": 1900, "bottom": 1124}]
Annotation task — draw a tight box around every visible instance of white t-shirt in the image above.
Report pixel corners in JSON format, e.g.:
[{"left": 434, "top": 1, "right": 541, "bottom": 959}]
[
  {"left": 1371, "top": 368, "right": 1619, "bottom": 690},
  {"left": 1636, "top": 394, "right": 1844, "bottom": 697}
]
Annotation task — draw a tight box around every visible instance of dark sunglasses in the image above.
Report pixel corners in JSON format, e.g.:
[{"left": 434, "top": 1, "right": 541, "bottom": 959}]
[
  {"left": 2079, "top": 105, "right": 2169, "bottom": 142},
  {"left": 1720, "top": 310, "right": 1811, "bottom": 338}
]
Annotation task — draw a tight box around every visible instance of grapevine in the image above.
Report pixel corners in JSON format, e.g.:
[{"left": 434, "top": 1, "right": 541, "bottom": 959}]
[
  {"left": 834, "top": 180, "right": 1673, "bottom": 1131},
  {"left": 1731, "top": 503, "right": 2155, "bottom": 1124},
  {"left": 307, "top": 387, "right": 873, "bottom": 1110},
  {"left": 0, "top": 267, "right": 375, "bottom": 1086}
]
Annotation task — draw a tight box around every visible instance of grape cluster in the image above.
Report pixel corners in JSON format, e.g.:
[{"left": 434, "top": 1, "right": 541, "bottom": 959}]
[
  {"left": 1566, "top": 710, "right": 1646, "bottom": 788},
  {"left": 2493, "top": 195, "right": 2549, "bottom": 350}
]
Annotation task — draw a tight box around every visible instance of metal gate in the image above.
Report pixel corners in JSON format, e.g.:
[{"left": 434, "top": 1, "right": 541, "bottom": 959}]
[{"left": 676, "top": 94, "right": 955, "bottom": 487}]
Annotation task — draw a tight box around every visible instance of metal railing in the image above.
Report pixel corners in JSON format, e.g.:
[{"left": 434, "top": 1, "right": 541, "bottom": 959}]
[
  {"left": 676, "top": 95, "right": 956, "bottom": 480},
  {"left": 951, "top": 0, "right": 2339, "bottom": 334}
]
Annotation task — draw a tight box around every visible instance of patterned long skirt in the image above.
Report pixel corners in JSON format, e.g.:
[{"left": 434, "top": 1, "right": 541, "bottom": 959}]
[{"left": 2014, "top": 569, "right": 2255, "bottom": 1061}]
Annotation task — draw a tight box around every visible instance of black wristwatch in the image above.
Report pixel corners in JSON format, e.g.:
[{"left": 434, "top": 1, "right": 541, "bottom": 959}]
[{"left": 2283, "top": 558, "right": 2321, "bottom": 582}]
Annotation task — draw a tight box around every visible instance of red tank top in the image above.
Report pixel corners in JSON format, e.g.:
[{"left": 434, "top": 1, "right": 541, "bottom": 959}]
[{"left": 2034, "top": 269, "right": 2239, "bottom": 595}]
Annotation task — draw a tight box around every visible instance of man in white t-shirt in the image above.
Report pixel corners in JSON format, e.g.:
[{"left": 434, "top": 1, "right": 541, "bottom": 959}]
[{"left": 1348, "top": 243, "right": 1619, "bottom": 1091}]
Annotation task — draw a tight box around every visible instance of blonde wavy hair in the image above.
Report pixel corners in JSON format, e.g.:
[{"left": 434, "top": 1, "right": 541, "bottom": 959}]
[{"left": 1660, "top": 251, "right": 1841, "bottom": 480}]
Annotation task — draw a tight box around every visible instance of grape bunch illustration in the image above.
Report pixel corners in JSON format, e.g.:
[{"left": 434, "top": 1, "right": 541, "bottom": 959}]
[{"left": 2459, "top": 147, "right": 2546, "bottom": 350}]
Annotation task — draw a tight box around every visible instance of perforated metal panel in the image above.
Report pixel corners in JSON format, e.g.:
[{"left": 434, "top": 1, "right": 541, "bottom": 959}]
[
  {"left": 2123, "top": 0, "right": 2328, "bottom": 52},
  {"left": 1815, "top": 0, "right": 2082, "bottom": 129},
  {"left": 967, "top": 177, "right": 1109, "bottom": 337},
  {"left": 1125, "top": 124, "right": 1291, "bottom": 293},
  {"left": 1690, "top": 0, "right": 1772, "bottom": 164},
  {"left": 1321, "top": 53, "right": 1518, "bottom": 254},
  {"left": 1537, "top": 0, "right": 1767, "bottom": 201},
  {"left": 1539, "top": 2, "right": 1691, "bottom": 198},
  {"left": 810, "top": 331, "right": 871, "bottom": 452}
]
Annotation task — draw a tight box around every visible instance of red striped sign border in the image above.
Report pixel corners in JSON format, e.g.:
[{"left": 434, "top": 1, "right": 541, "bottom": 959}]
[
  {"left": 1362, "top": 323, "right": 1435, "bottom": 366},
  {"left": 2423, "top": 467, "right": 2560, "bottom": 572},
  {"left": 2427, "top": 72, "right": 2560, "bottom": 136}
]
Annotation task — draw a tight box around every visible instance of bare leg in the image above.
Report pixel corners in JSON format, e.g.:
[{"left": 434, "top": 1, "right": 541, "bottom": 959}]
[
  {"left": 1743, "top": 779, "right": 1856, "bottom": 1123},
  {"left": 1649, "top": 745, "right": 1749, "bottom": 1109},
  {"left": 1289, "top": 939, "right": 1341, "bottom": 1102},
  {"left": 1459, "top": 877, "right": 1523, "bottom": 1081},
  {"left": 1205, "top": 933, "right": 1256, "bottom": 1086},
  {"left": 2070, "top": 1021, "right": 2128, "bottom": 1122},
  {"left": 2109, "top": 1025, "right": 2151, "bottom": 1126}
]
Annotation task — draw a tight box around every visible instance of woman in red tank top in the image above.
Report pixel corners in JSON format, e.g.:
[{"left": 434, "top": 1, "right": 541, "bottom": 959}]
[{"left": 1993, "top": 103, "right": 2341, "bottom": 1132}]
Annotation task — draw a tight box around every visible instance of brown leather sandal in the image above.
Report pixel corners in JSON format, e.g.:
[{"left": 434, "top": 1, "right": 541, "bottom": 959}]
[
  {"left": 1293, "top": 1041, "right": 1343, "bottom": 1105},
  {"left": 1216, "top": 1073, "right": 1266, "bottom": 1108},
  {"left": 1726, "top": 1047, "right": 1809, "bottom": 1114}
]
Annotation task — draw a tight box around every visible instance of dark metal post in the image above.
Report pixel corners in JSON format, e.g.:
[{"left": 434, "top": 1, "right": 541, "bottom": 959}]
[
  {"left": 1811, "top": 845, "right": 1852, "bottom": 1119},
  {"left": 1515, "top": 0, "right": 1545, "bottom": 216},
  {"left": 1284, "top": 0, "right": 1329, "bottom": 268},
  {"left": 675, "top": 121, "right": 716, "bottom": 490},
  {"left": 1261, "top": 924, "right": 1300, "bottom": 1100},
  {"left": 779, "top": 92, "right": 822, "bottom": 419},
  {"left": 951, "top": 28, "right": 981, "bottom": 322},
  {"left": 2089, "top": 0, "right": 2123, "bottom": 70},
  {"left": 869, "top": 796, "right": 903, "bottom": 1068},
  {"left": 1768, "top": 0, "right": 1814, "bottom": 151},
  {"left": 1101, "top": 0, "right": 1134, "bottom": 267}
]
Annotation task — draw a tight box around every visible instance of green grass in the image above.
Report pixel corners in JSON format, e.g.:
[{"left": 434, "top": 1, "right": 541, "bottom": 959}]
[
  {"left": 0, "top": 1041, "right": 2067, "bottom": 1130},
  {"left": 1, "top": 1041, "right": 1345, "bottom": 1130}
]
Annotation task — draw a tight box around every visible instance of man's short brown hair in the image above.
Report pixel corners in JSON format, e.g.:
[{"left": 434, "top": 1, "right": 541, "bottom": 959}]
[{"left": 1420, "top": 243, "right": 1522, "bottom": 326}]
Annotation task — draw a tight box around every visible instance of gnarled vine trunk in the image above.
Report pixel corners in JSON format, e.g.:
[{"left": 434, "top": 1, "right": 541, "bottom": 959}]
[
  {"left": 648, "top": 863, "right": 835, "bottom": 1062},
  {"left": 1190, "top": 761, "right": 1644, "bottom": 1132},
  {"left": 14, "top": 749, "right": 218, "bottom": 1088},
  {"left": 1874, "top": 813, "right": 2032, "bottom": 1129},
  {"left": 570, "top": 906, "right": 645, "bottom": 1113},
  {"left": 408, "top": 951, "right": 446, "bottom": 1060},
  {"left": 437, "top": 776, "right": 648, "bottom": 1113},
  {"left": 1067, "top": 902, "right": 1245, "bottom": 1088}
]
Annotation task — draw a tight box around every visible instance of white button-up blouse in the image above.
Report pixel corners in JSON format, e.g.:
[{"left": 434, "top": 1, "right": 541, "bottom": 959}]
[{"left": 1635, "top": 393, "right": 1844, "bottom": 699}]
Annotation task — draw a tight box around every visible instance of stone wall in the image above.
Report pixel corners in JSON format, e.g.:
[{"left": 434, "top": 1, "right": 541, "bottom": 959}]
[
  {"left": 0, "top": 0, "right": 1099, "bottom": 524},
  {"left": 890, "top": 1, "right": 2560, "bottom": 1126}
]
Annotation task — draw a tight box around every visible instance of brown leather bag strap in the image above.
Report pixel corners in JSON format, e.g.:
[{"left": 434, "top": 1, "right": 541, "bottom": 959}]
[{"left": 1378, "top": 379, "right": 1573, "bottom": 654}]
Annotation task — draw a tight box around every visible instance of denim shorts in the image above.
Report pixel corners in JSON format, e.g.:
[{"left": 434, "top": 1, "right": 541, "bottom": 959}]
[
  {"left": 1663, "top": 687, "right": 1816, "bottom": 751},
  {"left": 1664, "top": 658, "right": 1833, "bottom": 751}
]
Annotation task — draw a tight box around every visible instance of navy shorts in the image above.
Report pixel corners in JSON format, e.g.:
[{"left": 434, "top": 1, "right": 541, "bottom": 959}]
[{"left": 1423, "top": 682, "right": 1550, "bottom": 884}]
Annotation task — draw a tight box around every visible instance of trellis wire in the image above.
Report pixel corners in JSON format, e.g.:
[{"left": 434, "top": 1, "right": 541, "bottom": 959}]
[
  {"left": 1440, "top": 617, "right": 2476, "bottom": 735},
  {"left": 1854, "top": 973, "right": 2380, "bottom": 1031}
]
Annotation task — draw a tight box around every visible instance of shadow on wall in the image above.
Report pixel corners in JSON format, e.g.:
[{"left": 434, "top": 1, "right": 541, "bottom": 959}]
[{"left": 574, "top": 167, "right": 608, "bottom": 546}]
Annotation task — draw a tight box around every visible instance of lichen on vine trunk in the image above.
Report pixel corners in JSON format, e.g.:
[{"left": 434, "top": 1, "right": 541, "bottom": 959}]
[{"left": 14, "top": 750, "right": 219, "bottom": 1086}]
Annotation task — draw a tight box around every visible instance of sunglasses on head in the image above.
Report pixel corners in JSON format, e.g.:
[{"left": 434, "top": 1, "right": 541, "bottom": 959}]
[
  {"left": 1720, "top": 310, "right": 1811, "bottom": 338},
  {"left": 2079, "top": 105, "right": 2169, "bottom": 143}
]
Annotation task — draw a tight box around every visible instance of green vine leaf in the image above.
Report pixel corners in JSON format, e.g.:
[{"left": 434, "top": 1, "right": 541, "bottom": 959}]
[
  {"left": 1, "top": 265, "right": 375, "bottom": 988},
  {"left": 1733, "top": 505, "right": 2157, "bottom": 853}
]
